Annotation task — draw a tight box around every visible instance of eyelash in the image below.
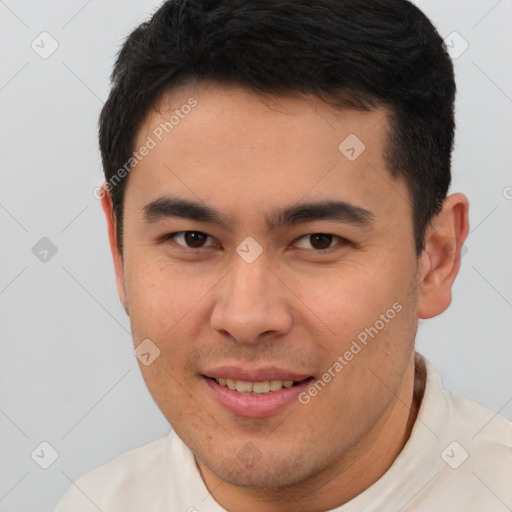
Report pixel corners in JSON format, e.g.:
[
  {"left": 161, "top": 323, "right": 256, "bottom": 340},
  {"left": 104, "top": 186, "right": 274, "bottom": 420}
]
[{"left": 160, "top": 231, "right": 348, "bottom": 252}]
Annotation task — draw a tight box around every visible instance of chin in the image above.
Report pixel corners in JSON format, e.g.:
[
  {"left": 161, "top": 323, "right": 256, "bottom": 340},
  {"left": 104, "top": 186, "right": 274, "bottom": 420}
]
[{"left": 200, "top": 449, "right": 319, "bottom": 490}]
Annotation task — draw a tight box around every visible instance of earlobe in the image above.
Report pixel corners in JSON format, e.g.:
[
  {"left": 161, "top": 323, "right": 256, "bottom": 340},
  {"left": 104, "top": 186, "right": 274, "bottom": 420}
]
[
  {"left": 100, "top": 183, "right": 128, "bottom": 314},
  {"left": 417, "top": 193, "right": 469, "bottom": 319}
]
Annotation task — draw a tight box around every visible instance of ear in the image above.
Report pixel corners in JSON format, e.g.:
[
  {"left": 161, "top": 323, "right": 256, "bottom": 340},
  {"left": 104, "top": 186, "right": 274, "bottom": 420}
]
[
  {"left": 100, "top": 183, "right": 128, "bottom": 315},
  {"left": 417, "top": 193, "right": 469, "bottom": 319}
]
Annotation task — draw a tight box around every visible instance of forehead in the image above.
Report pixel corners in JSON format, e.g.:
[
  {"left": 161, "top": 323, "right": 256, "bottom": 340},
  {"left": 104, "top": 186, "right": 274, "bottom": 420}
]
[
  {"left": 128, "top": 82, "right": 410, "bottom": 229},
  {"left": 140, "top": 82, "right": 388, "bottom": 162}
]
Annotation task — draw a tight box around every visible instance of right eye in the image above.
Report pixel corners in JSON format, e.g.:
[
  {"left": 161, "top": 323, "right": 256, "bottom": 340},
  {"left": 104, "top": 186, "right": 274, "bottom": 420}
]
[{"left": 160, "top": 231, "right": 217, "bottom": 249}]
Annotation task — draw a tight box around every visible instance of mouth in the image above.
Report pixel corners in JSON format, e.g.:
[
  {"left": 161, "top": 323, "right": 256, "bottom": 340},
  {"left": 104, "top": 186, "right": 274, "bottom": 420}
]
[
  {"left": 207, "top": 376, "right": 304, "bottom": 395},
  {"left": 202, "top": 372, "right": 315, "bottom": 418}
]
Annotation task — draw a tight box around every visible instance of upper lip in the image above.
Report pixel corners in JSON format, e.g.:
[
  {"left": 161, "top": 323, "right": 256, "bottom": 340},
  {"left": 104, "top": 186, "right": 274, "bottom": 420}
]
[{"left": 202, "top": 366, "right": 311, "bottom": 382}]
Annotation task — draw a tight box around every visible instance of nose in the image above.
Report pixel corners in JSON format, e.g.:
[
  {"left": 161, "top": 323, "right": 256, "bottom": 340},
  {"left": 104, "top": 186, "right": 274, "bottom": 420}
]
[{"left": 210, "top": 256, "right": 293, "bottom": 344}]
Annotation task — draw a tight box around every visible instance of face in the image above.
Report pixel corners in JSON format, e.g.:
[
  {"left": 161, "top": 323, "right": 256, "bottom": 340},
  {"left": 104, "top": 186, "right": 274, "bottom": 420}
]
[{"left": 108, "top": 82, "right": 425, "bottom": 491}]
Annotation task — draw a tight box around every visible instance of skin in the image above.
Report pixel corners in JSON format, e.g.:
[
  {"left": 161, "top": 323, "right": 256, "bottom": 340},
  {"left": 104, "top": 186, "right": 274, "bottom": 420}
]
[{"left": 101, "top": 82, "right": 469, "bottom": 512}]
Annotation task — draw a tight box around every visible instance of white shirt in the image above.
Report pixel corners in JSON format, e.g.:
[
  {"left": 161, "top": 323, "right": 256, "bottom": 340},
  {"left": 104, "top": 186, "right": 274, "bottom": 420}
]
[{"left": 55, "top": 354, "right": 512, "bottom": 511}]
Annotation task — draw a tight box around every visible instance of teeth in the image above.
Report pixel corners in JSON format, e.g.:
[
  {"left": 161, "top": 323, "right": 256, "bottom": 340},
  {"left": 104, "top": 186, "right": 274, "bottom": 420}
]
[
  {"left": 252, "top": 381, "right": 270, "bottom": 393},
  {"left": 269, "top": 380, "right": 283, "bottom": 391},
  {"left": 236, "top": 380, "right": 253, "bottom": 393},
  {"left": 214, "top": 378, "right": 297, "bottom": 394}
]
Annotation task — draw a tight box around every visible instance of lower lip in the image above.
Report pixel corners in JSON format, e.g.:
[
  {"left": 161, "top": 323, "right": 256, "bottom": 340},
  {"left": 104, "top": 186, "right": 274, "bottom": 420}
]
[{"left": 203, "top": 377, "right": 313, "bottom": 418}]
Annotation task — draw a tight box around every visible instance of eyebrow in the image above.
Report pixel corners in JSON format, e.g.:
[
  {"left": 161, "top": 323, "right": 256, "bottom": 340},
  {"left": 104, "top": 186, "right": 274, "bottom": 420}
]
[{"left": 141, "top": 196, "right": 374, "bottom": 231}]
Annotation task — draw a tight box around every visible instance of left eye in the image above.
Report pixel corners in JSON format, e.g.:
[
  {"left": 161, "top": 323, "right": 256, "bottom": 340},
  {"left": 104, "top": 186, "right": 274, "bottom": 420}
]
[
  {"left": 294, "top": 233, "right": 343, "bottom": 251},
  {"left": 161, "top": 231, "right": 344, "bottom": 251}
]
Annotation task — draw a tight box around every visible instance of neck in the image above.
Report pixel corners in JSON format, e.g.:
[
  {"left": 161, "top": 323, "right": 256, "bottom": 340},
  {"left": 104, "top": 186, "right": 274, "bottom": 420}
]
[{"left": 197, "top": 352, "right": 423, "bottom": 512}]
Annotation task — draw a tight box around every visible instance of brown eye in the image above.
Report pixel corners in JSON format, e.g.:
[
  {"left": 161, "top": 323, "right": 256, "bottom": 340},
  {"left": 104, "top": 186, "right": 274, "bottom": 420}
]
[
  {"left": 164, "top": 231, "right": 215, "bottom": 249},
  {"left": 309, "top": 234, "right": 333, "bottom": 250},
  {"left": 184, "top": 231, "right": 208, "bottom": 248},
  {"left": 294, "top": 233, "right": 343, "bottom": 251}
]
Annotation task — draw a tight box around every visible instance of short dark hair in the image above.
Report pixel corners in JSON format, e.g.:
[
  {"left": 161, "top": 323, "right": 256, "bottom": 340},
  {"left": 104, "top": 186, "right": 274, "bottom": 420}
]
[{"left": 99, "top": 0, "right": 455, "bottom": 255}]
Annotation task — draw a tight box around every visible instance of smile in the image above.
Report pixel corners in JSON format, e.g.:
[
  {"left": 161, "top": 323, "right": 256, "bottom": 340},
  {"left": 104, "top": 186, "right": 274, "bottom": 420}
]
[
  {"left": 212, "top": 377, "right": 300, "bottom": 394},
  {"left": 204, "top": 374, "right": 314, "bottom": 418}
]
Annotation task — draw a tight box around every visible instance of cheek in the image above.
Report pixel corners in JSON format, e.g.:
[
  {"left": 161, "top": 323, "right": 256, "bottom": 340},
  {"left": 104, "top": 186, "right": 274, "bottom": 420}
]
[
  {"left": 292, "top": 262, "right": 405, "bottom": 342},
  {"left": 125, "top": 252, "right": 192, "bottom": 314}
]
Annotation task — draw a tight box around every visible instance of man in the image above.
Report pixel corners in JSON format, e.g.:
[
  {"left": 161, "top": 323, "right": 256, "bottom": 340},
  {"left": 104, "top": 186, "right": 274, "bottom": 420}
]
[{"left": 55, "top": 0, "right": 512, "bottom": 510}]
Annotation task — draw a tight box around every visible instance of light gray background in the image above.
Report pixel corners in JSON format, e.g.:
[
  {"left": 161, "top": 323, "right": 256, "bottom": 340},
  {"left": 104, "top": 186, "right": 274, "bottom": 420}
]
[{"left": 0, "top": 1, "right": 511, "bottom": 510}]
